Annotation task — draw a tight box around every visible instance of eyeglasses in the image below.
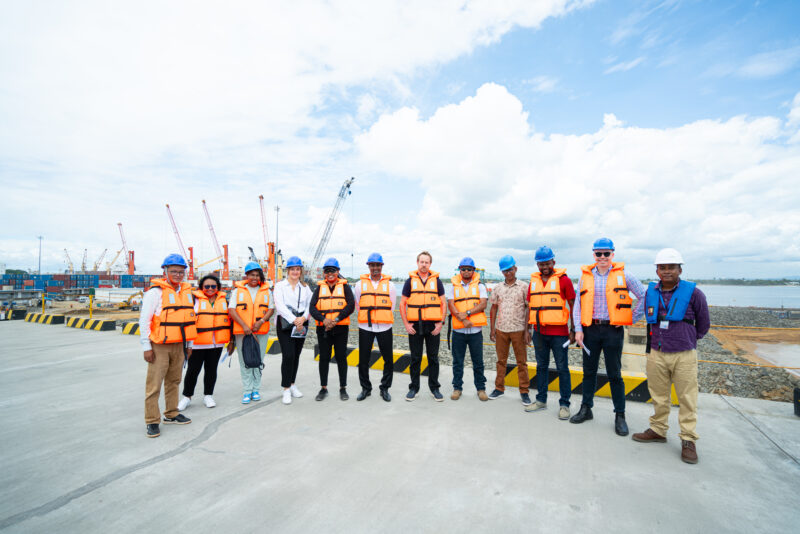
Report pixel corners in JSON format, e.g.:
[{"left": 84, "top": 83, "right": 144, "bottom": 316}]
[
  {"left": 460, "top": 267, "right": 475, "bottom": 272},
  {"left": 166, "top": 270, "right": 185, "bottom": 276},
  {"left": 323, "top": 268, "right": 338, "bottom": 274},
  {"left": 594, "top": 251, "right": 612, "bottom": 257},
  {"left": 202, "top": 284, "right": 217, "bottom": 289}
]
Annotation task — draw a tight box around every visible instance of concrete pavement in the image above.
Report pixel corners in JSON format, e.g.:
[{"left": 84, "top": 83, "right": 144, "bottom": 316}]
[{"left": 0, "top": 321, "right": 798, "bottom": 533}]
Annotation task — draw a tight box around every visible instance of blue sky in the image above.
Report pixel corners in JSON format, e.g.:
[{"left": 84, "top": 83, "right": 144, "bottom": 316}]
[{"left": 1, "top": 0, "right": 799, "bottom": 280}]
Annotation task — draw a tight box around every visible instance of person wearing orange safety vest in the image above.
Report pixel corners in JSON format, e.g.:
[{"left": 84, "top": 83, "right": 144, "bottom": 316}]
[
  {"left": 139, "top": 254, "right": 197, "bottom": 438},
  {"left": 445, "top": 257, "right": 489, "bottom": 401},
  {"left": 309, "top": 258, "right": 355, "bottom": 401},
  {"left": 399, "top": 251, "right": 446, "bottom": 401},
  {"left": 522, "top": 246, "right": 576, "bottom": 419},
  {"left": 177, "top": 274, "right": 234, "bottom": 412},
  {"left": 228, "top": 262, "right": 275, "bottom": 405},
  {"left": 353, "top": 253, "right": 397, "bottom": 402},
  {"left": 570, "top": 238, "right": 645, "bottom": 437}
]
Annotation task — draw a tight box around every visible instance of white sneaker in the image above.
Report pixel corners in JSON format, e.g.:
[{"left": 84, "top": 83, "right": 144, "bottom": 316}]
[
  {"left": 290, "top": 385, "right": 303, "bottom": 398},
  {"left": 178, "top": 396, "right": 191, "bottom": 411},
  {"left": 282, "top": 389, "right": 292, "bottom": 405},
  {"left": 203, "top": 395, "right": 216, "bottom": 408}
]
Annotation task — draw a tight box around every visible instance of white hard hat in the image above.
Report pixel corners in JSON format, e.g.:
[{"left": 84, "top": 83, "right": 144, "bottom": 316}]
[{"left": 654, "top": 248, "right": 684, "bottom": 265}]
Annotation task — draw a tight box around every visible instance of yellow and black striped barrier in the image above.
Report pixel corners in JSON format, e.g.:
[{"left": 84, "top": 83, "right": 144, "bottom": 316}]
[
  {"left": 313, "top": 344, "right": 428, "bottom": 376},
  {"left": 123, "top": 326, "right": 281, "bottom": 356},
  {"left": 0, "top": 309, "right": 26, "bottom": 321},
  {"left": 65, "top": 317, "right": 116, "bottom": 331},
  {"left": 24, "top": 313, "right": 65, "bottom": 325},
  {"left": 121, "top": 322, "right": 140, "bottom": 335},
  {"left": 503, "top": 362, "right": 679, "bottom": 405}
]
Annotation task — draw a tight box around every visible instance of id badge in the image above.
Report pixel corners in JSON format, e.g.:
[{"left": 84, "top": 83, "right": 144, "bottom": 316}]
[{"left": 659, "top": 320, "right": 669, "bottom": 330}]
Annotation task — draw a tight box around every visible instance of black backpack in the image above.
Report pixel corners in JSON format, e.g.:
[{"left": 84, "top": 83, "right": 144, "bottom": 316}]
[{"left": 241, "top": 334, "right": 264, "bottom": 370}]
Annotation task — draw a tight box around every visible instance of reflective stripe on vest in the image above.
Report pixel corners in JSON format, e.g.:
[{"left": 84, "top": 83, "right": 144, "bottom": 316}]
[
  {"left": 193, "top": 290, "right": 231, "bottom": 344},
  {"left": 578, "top": 262, "right": 632, "bottom": 327},
  {"left": 406, "top": 270, "right": 443, "bottom": 322},
  {"left": 232, "top": 282, "right": 271, "bottom": 335},
  {"left": 149, "top": 279, "right": 197, "bottom": 344},
  {"left": 357, "top": 274, "right": 393, "bottom": 327},
  {"left": 528, "top": 268, "right": 570, "bottom": 327},
  {"left": 450, "top": 274, "right": 487, "bottom": 329},
  {"left": 316, "top": 279, "right": 350, "bottom": 326}
]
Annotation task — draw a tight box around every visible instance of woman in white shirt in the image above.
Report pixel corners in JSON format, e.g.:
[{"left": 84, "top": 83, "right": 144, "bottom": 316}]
[{"left": 273, "top": 256, "right": 312, "bottom": 405}]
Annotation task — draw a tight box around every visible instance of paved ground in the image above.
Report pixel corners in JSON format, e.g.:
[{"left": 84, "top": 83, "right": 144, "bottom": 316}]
[{"left": 1, "top": 321, "right": 799, "bottom": 533}]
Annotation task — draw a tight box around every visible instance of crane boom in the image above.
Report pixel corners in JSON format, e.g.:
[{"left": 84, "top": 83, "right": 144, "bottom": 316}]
[
  {"left": 165, "top": 205, "right": 187, "bottom": 258},
  {"left": 117, "top": 223, "right": 130, "bottom": 266},
  {"left": 259, "top": 195, "right": 270, "bottom": 258},
  {"left": 80, "top": 249, "right": 88, "bottom": 272},
  {"left": 201, "top": 200, "right": 228, "bottom": 280},
  {"left": 64, "top": 249, "right": 74, "bottom": 274},
  {"left": 92, "top": 249, "right": 107, "bottom": 271},
  {"left": 309, "top": 177, "right": 354, "bottom": 275}
]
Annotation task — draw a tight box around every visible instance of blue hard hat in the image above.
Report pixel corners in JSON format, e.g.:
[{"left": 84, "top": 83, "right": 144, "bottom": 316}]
[
  {"left": 323, "top": 257, "right": 340, "bottom": 270},
  {"left": 244, "top": 261, "right": 263, "bottom": 273},
  {"left": 534, "top": 246, "right": 555, "bottom": 263},
  {"left": 366, "top": 252, "right": 384, "bottom": 265},
  {"left": 458, "top": 257, "right": 475, "bottom": 268},
  {"left": 498, "top": 255, "right": 516, "bottom": 271},
  {"left": 161, "top": 254, "right": 188, "bottom": 268},
  {"left": 285, "top": 256, "right": 303, "bottom": 268},
  {"left": 592, "top": 237, "right": 615, "bottom": 251}
]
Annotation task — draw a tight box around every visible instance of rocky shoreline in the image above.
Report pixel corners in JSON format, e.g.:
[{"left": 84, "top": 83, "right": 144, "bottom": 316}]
[{"left": 301, "top": 306, "right": 799, "bottom": 402}]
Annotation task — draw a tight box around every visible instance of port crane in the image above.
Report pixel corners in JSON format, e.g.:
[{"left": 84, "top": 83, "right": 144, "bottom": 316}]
[
  {"left": 117, "top": 223, "right": 135, "bottom": 275},
  {"left": 92, "top": 249, "right": 107, "bottom": 272},
  {"left": 258, "top": 195, "right": 279, "bottom": 283},
  {"left": 165, "top": 205, "right": 194, "bottom": 280},
  {"left": 307, "top": 177, "right": 354, "bottom": 277},
  {"left": 106, "top": 249, "right": 123, "bottom": 274},
  {"left": 201, "top": 200, "right": 229, "bottom": 280},
  {"left": 80, "top": 249, "right": 88, "bottom": 273},
  {"left": 63, "top": 249, "right": 75, "bottom": 274}
]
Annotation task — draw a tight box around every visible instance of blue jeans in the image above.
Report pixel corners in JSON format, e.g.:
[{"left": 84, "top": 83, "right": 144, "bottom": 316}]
[
  {"left": 531, "top": 330, "right": 571, "bottom": 406},
  {"left": 581, "top": 324, "right": 625, "bottom": 413},
  {"left": 451, "top": 331, "right": 486, "bottom": 391}
]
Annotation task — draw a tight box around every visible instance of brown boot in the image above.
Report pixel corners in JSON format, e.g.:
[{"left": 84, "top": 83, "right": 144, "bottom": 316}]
[
  {"left": 477, "top": 390, "right": 489, "bottom": 401},
  {"left": 451, "top": 389, "right": 462, "bottom": 400},
  {"left": 681, "top": 440, "right": 698, "bottom": 464},
  {"left": 632, "top": 428, "right": 667, "bottom": 443}
]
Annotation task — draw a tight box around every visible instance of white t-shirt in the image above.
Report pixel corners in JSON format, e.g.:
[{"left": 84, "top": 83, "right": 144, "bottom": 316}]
[{"left": 273, "top": 279, "right": 312, "bottom": 326}]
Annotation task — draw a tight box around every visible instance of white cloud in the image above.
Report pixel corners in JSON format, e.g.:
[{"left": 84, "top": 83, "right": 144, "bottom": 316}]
[
  {"left": 604, "top": 57, "right": 645, "bottom": 74},
  {"left": 737, "top": 46, "right": 800, "bottom": 79},
  {"left": 524, "top": 75, "right": 559, "bottom": 93},
  {"left": 355, "top": 83, "right": 800, "bottom": 277}
]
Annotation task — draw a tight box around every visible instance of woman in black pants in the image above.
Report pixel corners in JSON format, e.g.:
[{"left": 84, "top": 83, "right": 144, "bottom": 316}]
[
  {"left": 273, "top": 256, "right": 312, "bottom": 405},
  {"left": 309, "top": 257, "right": 355, "bottom": 401},
  {"left": 179, "top": 274, "right": 234, "bottom": 410}
]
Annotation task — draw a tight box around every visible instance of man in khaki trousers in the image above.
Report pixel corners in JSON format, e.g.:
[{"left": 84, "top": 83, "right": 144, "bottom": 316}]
[{"left": 632, "top": 248, "right": 710, "bottom": 464}]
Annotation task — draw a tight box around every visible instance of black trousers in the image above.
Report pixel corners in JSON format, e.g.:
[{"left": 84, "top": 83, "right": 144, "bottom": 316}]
[
  {"left": 277, "top": 324, "right": 306, "bottom": 388},
  {"left": 408, "top": 321, "right": 441, "bottom": 392},
  {"left": 317, "top": 324, "right": 349, "bottom": 388},
  {"left": 182, "top": 346, "right": 223, "bottom": 396},
  {"left": 581, "top": 324, "right": 626, "bottom": 413},
  {"left": 358, "top": 328, "right": 393, "bottom": 391}
]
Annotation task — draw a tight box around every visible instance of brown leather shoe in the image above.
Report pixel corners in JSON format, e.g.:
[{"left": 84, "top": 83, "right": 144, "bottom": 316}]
[
  {"left": 681, "top": 440, "right": 698, "bottom": 464},
  {"left": 451, "top": 389, "right": 462, "bottom": 400},
  {"left": 632, "top": 428, "right": 667, "bottom": 443},
  {"left": 477, "top": 390, "right": 489, "bottom": 401}
]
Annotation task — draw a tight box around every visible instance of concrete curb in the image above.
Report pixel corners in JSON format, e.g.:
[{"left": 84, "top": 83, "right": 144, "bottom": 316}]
[
  {"left": 24, "top": 313, "right": 65, "bottom": 325},
  {"left": 0, "top": 310, "right": 26, "bottom": 321},
  {"left": 313, "top": 344, "right": 429, "bottom": 376},
  {"left": 65, "top": 317, "right": 116, "bottom": 331}
]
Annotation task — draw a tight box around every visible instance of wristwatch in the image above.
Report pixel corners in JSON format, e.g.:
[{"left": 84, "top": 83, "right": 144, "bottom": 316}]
[{"left": 466, "top": 310, "right": 472, "bottom": 317}]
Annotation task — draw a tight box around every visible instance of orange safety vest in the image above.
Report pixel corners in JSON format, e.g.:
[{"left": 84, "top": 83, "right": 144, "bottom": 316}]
[
  {"left": 192, "top": 290, "right": 231, "bottom": 345},
  {"left": 529, "top": 269, "right": 570, "bottom": 327},
  {"left": 406, "top": 270, "right": 443, "bottom": 322},
  {"left": 357, "top": 274, "right": 393, "bottom": 326},
  {"left": 148, "top": 278, "right": 197, "bottom": 344},
  {"left": 231, "top": 281, "right": 272, "bottom": 335},
  {"left": 315, "top": 278, "right": 351, "bottom": 326},
  {"left": 450, "top": 273, "right": 487, "bottom": 329},
  {"left": 579, "top": 262, "right": 632, "bottom": 327}
]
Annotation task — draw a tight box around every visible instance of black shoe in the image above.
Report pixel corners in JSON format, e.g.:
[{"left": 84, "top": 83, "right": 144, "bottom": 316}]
[
  {"left": 615, "top": 413, "right": 629, "bottom": 436},
  {"left": 569, "top": 404, "right": 593, "bottom": 424},
  {"left": 146, "top": 424, "right": 160, "bottom": 438},
  {"left": 431, "top": 389, "right": 444, "bottom": 402},
  {"left": 163, "top": 414, "right": 191, "bottom": 425},
  {"left": 315, "top": 388, "right": 328, "bottom": 401},
  {"left": 357, "top": 389, "right": 371, "bottom": 401},
  {"left": 340, "top": 388, "right": 349, "bottom": 401},
  {"left": 380, "top": 389, "right": 391, "bottom": 402}
]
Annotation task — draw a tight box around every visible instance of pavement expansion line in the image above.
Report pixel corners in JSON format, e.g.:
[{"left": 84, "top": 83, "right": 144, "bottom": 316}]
[
  {"left": 0, "top": 396, "right": 280, "bottom": 531},
  {"left": 718, "top": 394, "right": 800, "bottom": 468}
]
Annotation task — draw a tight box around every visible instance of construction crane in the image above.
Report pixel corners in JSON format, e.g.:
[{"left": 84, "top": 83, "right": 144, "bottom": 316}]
[
  {"left": 308, "top": 177, "right": 354, "bottom": 278},
  {"left": 258, "top": 195, "right": 278, "bottom": 283},
  {"left": 106, "top": 249, "right": 123, "bottom": 274},
  {"left": 80, "top": 249, "right": 88, "bottom": 273},
  {"left": 165, "top": 205, "right": 194, "bottom": 280},
  {"left": 92, "top": 249, "right": 107, "bottom": 271},
  {"left": 117, "top": 223, "right": 135, "bottom": 275},
  {"left": 64, "top": 249, "right": 75, "bottom": 274},
  {"left": 201, "top": 200, "right": 229, "bottom": 280}
]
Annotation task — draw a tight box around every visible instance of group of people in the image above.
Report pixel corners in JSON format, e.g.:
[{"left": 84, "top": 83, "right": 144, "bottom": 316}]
[{"left": 140, "top": 238, "right": 709, "bottom": 464}]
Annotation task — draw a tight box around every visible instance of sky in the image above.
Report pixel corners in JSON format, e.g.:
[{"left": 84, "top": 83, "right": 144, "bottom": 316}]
[{"left": 1, "top": 0, "right": 799, "bottom": 281}]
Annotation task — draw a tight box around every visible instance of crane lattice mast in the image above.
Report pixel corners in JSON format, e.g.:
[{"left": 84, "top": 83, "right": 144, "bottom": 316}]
[
  {"left": 201, "top": 200, "right": 229, "bottom": 280},
  {"left": 63, "top": 249, "right": 74, "bottom": 274},
  {"left": 308, "top": 177, "right": 354, "bottom": 275}
]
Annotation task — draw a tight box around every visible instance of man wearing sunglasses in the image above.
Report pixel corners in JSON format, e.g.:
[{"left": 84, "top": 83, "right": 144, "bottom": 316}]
[
  {"left": 446, "top": 257, "right": 489, "bottom": 401},
  {"left": 571, "top": 238, "right": 645, "bottom": 436}
]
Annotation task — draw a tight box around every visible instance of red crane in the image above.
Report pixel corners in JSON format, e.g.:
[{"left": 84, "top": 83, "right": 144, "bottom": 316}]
[
  {"left": 117, "top": 222, "right": 135, "bottom": 275},
  {"left": 201, "top": 200, "right": 229, "bottom": 280},
  {"left": 165, "top": 204, "right": 194, "bottom": 280}
]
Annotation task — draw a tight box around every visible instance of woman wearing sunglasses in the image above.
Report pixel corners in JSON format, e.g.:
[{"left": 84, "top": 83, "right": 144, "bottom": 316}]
[
  {"left": 178, "top": 274, "right": 233, "bottom": 410},
  {"left": 273, "top": 256, "right": 312, "bottom": 405}
]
